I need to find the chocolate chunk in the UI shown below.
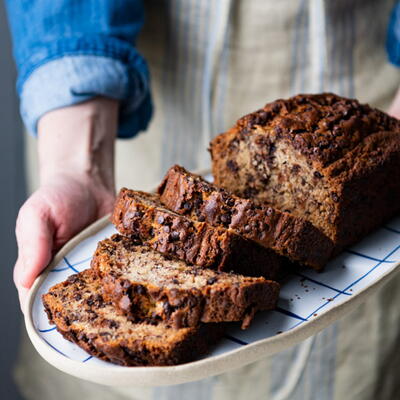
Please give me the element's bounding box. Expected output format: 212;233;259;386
220;214;230;224
67;274;79;283
86;296;95;306
136;285;146;295
73;293;82;301
226;198;235;207
331;192;339;202
170;231;180;241
183;202;192;210
109;320;119;329
163;302;173;316
227;160;239;173
314;171;323;179
291;164;301;174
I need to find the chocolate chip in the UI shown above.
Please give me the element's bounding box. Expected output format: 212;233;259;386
134;211;143;218
86;297;95;306
67;274;79;283
226;198;235;207
94;294;104;306
157;215;165;224
333;125;341;136
244;225;251;233
331;192;339;202
122;279;131;289
291;164;301;174
220;214;230;224
109;320;119;329
207;277;217;285
272;104;280;113
314;171;323;179
266;207;274;216
163;225;171;233
73;293;82;301
163;302;173;316
197;215;205;222
136;285;146;295
170;231;180;241
260;176;270;185
183;202;192;210
227;160;239;173
172;278;179;284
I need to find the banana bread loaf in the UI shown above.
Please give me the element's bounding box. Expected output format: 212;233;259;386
112;189;285;280
210;93;400;251
158;165;333;270
92;235;280;329
42;269;225;366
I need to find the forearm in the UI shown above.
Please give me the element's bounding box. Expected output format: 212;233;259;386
38;97;118;191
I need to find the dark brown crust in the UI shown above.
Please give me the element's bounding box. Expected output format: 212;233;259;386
210;93;400;250
42;270;225;366
92;235;280;329
158;165;333;270
234;93;400;168
325;130;400;250
111;189;285;280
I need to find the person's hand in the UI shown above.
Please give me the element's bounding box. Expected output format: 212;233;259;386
388;87;400;119
14;98;118;312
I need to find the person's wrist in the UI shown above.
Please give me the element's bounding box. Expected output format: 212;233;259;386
37;97;118;189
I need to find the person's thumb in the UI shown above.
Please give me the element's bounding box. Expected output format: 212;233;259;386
15;198;54;289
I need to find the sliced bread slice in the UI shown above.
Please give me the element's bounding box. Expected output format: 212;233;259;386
42;269;224;366
112;189;285;280
158;165;333;270
91;235;280;329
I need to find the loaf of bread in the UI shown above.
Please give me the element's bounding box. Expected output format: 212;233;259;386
112;189;285;280
158;165;333;270
210;93;400;250
42;269;225;366
92;235;280;329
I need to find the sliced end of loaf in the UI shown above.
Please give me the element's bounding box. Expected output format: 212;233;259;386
92;235;280;329
42;269;224;366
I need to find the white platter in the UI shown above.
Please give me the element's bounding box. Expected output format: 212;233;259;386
25;214;400;386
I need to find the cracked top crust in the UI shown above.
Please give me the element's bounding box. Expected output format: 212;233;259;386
236;93;400;168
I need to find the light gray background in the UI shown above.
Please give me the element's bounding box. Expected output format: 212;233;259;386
0;1;26;399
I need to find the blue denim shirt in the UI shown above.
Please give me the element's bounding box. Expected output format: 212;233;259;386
5;0;152;137
387;2;400;68
4;1;400;137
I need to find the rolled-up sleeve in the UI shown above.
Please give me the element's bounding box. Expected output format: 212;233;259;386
387;3;400;68
5;0;152;138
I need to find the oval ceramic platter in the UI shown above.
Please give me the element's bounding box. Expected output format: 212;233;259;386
25;214;400;386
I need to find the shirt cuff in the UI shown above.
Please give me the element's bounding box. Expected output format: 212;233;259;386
386;3;400;67
20;55;152;138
